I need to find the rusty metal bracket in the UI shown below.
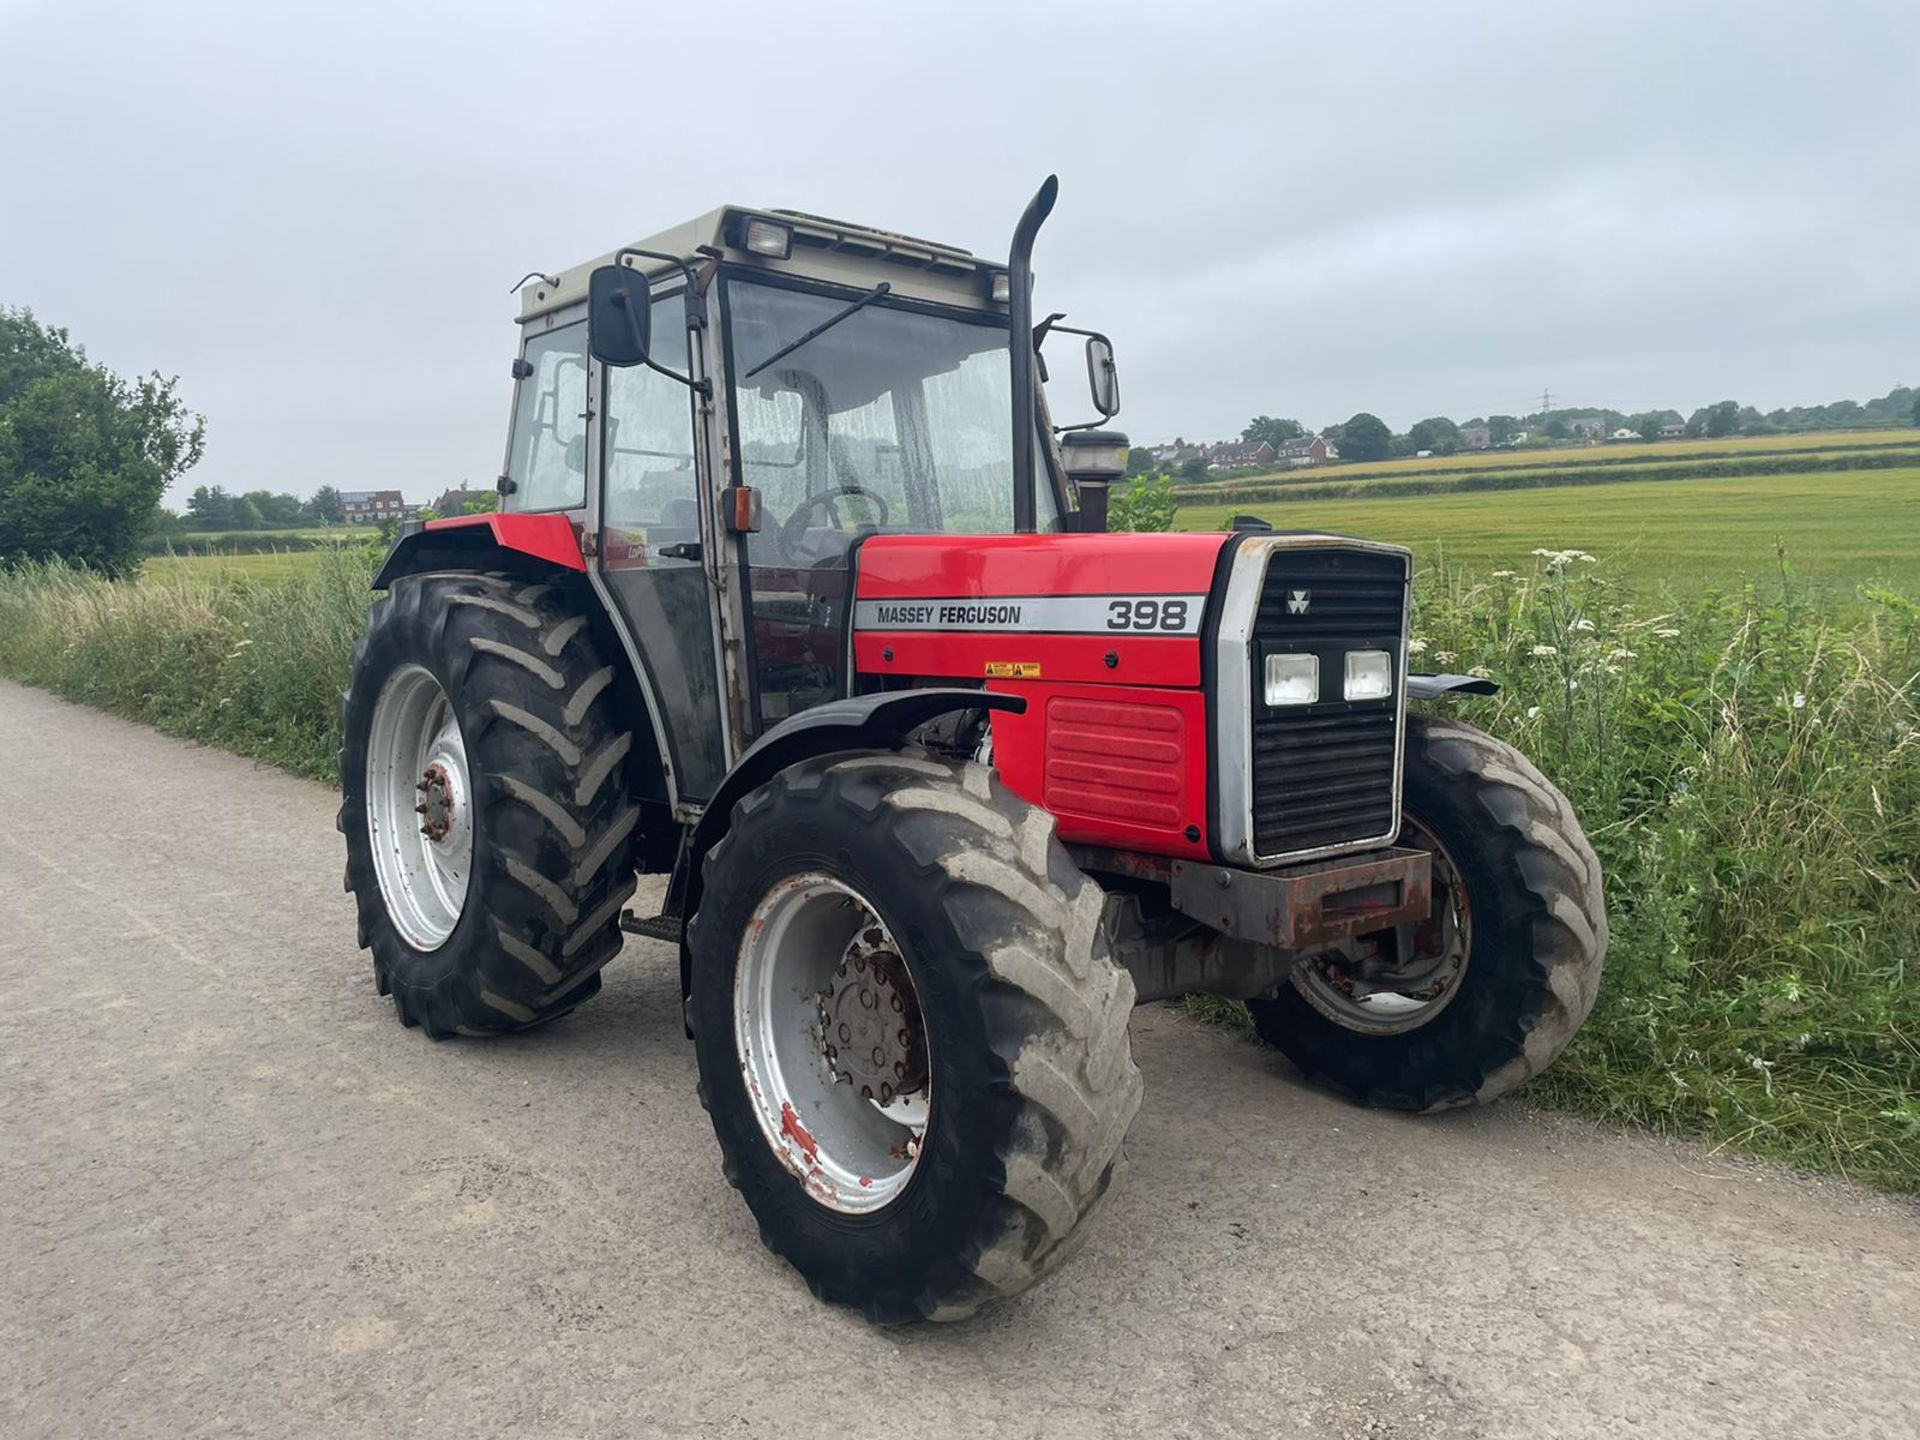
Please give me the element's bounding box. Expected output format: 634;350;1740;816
1164;848;1432;950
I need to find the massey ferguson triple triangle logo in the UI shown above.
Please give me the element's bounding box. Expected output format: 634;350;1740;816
1287;589;1312;615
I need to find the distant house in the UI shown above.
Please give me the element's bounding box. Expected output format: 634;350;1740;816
1149;442;1206;468
1460;424;1492;450
1206;440;1278;472
1609;427;1638;441
1506;429;1531;446
1660;418;1687;438
430;486;489;515
1276;433;1336;466
1568;416;1606;440
341;489;414;524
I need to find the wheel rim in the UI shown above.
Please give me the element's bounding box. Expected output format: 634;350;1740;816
1291;814;1472;1036
735;873;930;1215
365;664;473;951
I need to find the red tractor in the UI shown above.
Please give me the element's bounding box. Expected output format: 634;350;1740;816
341;178;1605;1322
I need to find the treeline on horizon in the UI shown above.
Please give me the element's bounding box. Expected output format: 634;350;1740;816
1139;383;1920;473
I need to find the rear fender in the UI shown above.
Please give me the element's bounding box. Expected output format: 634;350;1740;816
371;513;586;590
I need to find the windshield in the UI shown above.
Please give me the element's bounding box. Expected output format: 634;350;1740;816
725;277;1060;562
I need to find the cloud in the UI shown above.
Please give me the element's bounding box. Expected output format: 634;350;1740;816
2;0;1914;497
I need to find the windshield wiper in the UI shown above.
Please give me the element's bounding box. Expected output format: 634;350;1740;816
745;282;891;380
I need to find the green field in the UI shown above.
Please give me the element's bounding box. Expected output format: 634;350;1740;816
145;550;346;580
1179;466;1920;597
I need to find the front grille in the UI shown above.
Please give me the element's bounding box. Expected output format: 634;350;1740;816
1248;547;1407;859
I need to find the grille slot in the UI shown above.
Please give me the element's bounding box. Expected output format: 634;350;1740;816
1248;548;1407;859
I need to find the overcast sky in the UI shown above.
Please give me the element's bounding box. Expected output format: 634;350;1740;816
3;1;1915;502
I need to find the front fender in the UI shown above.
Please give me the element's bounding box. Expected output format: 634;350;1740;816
1407;673;1499;700
673;689;1026;1012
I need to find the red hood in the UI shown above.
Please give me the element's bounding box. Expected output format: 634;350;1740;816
854;532;1230;599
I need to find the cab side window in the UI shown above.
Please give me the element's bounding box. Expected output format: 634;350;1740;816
505;322;588;512
603;293;697;539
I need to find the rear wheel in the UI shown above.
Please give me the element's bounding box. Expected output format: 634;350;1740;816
339;572;640;1037
689;751;1142;1323
1246;714;1606;1110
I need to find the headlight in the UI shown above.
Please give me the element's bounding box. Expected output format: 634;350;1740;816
1264;653;1319;706
1344;649;1394;701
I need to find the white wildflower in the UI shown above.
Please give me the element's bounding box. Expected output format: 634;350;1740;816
1434;650;1457;663
1526;705;1541;719
1468;665;1493;679
1792;692;1807;709
1531;644;1559;658
1750;1056;1774;1072
1575;552;1598;563
1607;647;1637;661
1653;627;1681;639
1572;618;1596;633
1407;638;1428;655
1491;569;1517;579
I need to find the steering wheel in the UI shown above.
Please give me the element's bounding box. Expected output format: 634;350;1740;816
778;484;890;562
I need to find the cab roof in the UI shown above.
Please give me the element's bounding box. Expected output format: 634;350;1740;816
516;206;1005;324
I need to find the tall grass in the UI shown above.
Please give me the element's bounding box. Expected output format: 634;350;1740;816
0;549;372;778
0;547;1914;1189
1405;548;1919;1189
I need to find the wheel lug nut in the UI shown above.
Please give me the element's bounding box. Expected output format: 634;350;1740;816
838;1023;851;1043
879;1083;894;1103
860;1085;873;1100
897;1029;910;1047
893;1061;906;1078
890;994;903;1013
871;1047;885;1066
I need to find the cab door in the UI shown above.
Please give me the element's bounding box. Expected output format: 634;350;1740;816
590;289;729;808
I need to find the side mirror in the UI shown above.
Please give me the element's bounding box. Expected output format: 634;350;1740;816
1086;335;1120;417
588;264;651;368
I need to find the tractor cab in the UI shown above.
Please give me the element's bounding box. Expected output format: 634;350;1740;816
493;193;1118;811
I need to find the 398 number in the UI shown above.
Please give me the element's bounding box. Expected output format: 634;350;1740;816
1106;599;1189;632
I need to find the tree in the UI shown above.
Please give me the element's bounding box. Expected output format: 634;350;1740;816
1543;417;1570;441
1178;455;1212;486
1700;399;1741;438
1635;414;1662;442
1406;416;1461;455
186;484;236;528
308;484;346;524
1124;446;1155;477
1107;473;1177;532
1910;393;1920;427
1339;412;1392;463
1241;415;1304;449
0;309;204;573
1488;414;1521;444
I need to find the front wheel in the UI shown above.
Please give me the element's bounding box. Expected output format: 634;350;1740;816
1247;715;1607;1111
689;751;1141;1323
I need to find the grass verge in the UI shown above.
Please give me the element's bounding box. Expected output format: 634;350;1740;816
0;547;1914;1191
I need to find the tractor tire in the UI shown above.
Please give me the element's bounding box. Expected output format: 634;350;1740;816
688;750;1142;1324
339;572;639;1038
1247;714;1606;1112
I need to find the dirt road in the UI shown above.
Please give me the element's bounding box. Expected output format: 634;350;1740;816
3;679;1916;1439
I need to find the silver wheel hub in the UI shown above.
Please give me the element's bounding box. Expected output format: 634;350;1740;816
1292;815;1471;1036
366;665;473;951
736;874;930;1214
